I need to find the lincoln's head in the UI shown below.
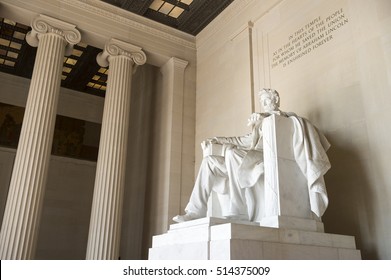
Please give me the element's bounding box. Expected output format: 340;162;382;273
258;88;280;113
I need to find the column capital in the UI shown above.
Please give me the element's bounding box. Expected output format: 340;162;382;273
97;38;147;68
160;57;188;75
26;14;81;56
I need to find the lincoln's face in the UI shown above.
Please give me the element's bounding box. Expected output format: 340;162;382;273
260;94;278;113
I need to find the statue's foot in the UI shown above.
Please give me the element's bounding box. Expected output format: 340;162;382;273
172;211;203;223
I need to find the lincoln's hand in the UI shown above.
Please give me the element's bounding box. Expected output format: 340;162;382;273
247;113;263;127
201;137;218;150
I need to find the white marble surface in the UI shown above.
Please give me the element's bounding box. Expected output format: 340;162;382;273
86;38;146;260
210;223;356;249
175;89;330;230
195;0;391;260
153;217;258;247
0;15;81;259
263;114;312;219
149;242;209;260
149;218;361;260
259;215;324;232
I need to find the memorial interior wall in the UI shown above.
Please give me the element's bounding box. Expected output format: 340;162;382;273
196;0;391;259
1;0;390;260
0;0;198;260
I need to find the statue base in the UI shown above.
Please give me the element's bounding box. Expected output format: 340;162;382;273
259;215;325;232
148;217;361;260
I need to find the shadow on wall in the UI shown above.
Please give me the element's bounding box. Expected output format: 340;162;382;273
322;138;377;259
119;64;158;260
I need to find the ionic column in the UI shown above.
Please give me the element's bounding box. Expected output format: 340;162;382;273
0;15;81;259
86;38;146;260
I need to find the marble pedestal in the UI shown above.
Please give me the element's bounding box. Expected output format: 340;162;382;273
148;217;361;260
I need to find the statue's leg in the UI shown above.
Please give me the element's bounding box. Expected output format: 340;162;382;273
224;148;248;219
173;156;227;222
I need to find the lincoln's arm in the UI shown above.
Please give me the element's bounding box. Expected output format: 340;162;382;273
203;113;270;150
210;134;253;149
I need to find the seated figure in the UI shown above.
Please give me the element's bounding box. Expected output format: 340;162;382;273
173;88;331;224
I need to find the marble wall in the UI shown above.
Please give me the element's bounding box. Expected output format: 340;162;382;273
196;0;391;259
1;0;389;260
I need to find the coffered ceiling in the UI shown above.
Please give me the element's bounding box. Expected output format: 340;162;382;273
0;17;107;97
101;0;234;35
0;1;234;97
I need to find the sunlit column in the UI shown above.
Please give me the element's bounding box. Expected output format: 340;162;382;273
160;57;188;228
0;15;81;259
86;38;146;259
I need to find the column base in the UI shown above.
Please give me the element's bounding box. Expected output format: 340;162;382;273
148;217;361;260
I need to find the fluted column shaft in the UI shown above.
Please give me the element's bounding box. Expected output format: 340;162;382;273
0;15;81;259
86;39;146;260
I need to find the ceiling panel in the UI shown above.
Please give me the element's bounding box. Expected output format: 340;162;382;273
0;1;234;98
101;0;234;35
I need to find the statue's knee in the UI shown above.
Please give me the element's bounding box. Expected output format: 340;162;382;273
204;155;225;170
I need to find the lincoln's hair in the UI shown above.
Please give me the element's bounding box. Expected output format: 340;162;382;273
258;88;280;106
